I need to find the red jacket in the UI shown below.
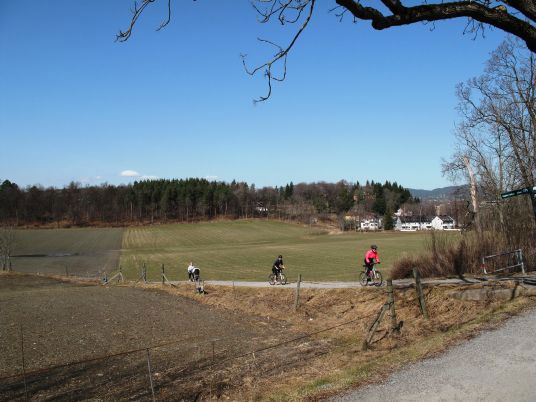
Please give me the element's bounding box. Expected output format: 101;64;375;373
364;249;380;264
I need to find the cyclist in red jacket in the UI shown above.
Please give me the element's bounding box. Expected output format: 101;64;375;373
364;245;380;279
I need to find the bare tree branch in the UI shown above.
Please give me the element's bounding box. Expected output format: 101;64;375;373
335;1;536;52
156;0;173;32
117;0;173;42
242;0;316;102
117;0;536;101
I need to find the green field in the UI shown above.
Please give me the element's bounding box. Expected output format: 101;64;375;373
120;220;429;281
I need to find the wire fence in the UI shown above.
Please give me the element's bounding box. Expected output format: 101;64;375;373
6;250;374;286
0;309;378;401
2;252;386;399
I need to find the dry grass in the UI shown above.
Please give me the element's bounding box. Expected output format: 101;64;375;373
392;228;536;279
135;280;536;401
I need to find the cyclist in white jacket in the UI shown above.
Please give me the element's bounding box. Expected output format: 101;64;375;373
187;262;200;281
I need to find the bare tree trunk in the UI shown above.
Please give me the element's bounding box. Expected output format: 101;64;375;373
530;191;536;224
0;226;16;272
464;156;481;235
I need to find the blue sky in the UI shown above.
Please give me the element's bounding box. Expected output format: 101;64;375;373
0;1;509;190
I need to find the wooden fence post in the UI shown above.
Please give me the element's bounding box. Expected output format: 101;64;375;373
294;274;302;311
386;279;399;333
212;340;216;362
136;263;146;284
362;303;388;351
413;268;429;319
143;263;147;283
20;325;28;400
517;249;525;274
145;349;156;402
161;264;165;285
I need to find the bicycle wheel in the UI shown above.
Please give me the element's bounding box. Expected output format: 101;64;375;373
360;272;368;286
268;273;276;285
373;270;383;286
279;273;287;285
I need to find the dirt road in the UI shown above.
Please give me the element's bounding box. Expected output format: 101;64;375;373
334;309;536;401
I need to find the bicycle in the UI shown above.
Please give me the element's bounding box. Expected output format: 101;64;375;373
268;269;287;285
360;263;383;286
188;268;205;293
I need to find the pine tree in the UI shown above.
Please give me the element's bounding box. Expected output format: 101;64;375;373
383;210;394;230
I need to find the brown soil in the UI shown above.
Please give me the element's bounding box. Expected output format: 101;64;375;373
0;273;326;401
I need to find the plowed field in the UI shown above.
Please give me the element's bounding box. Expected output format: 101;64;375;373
0;274;324;401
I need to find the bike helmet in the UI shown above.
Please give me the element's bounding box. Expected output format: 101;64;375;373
278;255;283;259
371;245;377;250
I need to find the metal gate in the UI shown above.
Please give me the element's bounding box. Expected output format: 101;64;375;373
481;249;525;275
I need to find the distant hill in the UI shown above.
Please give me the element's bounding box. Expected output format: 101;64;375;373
409;185;466;200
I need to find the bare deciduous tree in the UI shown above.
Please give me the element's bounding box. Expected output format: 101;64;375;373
118;1;536;101
443;37;535;225
0;226;16;271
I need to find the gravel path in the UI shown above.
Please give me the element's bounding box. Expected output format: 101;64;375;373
174;278;483;289
334;309;536;402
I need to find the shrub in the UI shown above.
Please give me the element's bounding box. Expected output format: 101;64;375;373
392;223;535;279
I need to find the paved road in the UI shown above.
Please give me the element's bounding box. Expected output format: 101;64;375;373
334;309;536;402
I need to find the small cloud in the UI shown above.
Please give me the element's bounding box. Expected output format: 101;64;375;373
205;175;219;181
120;170;140;177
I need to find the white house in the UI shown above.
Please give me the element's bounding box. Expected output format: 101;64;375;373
395;216;432;231
360;217;382;231
255;202;269;214
431;215;456;230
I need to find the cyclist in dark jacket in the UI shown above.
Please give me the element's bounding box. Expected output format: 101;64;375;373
272;255;285;276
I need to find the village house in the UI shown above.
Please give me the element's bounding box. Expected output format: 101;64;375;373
431;215;456;230
254;202;269;215
394;215;432;231
360;217;382;231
